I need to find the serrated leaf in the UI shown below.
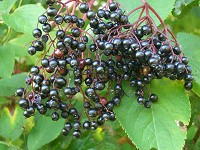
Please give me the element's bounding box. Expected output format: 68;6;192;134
0;46;15;78
117;0;176;25
114;78;190;150
0;0;17;15
2;4;45;35
27;116;65;150
177;33;200;96
0;73;27;97
0;105;25;141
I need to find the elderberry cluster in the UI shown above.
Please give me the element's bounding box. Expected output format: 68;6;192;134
16;0;194;139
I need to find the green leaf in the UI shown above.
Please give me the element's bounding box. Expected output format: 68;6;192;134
2;4;45;35
115;78;190;150
166;7;200;36
0;141;22;150
186;124;197;141
42;135;73;150
117;0;176;25
189;91;200;127
0;0;17;15
4;34;38;65
27;116;65;150
0;24;8;42
0;73;27;97
173;0;198;16
177;33;200;96
193;82;200;97
0;97;12;105
0;45;15;78
6;34;34;57
0;105;25;141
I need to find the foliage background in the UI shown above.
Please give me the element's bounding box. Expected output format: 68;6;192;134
0;0;200;149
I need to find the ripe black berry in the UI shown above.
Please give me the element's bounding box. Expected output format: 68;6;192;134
73;130;81;139
42;23;51;32
79;3;89;13
62;129;69;136
55;15;63;25
149;94;158;102
83;121;90;130
86;10;96;20
46;0;55;6
144;101;152;108
97;9;105;18
51;112;59;121
33;41;43;51
30;66;40;75
19;98;29;109
71;15;78;23
63;14;72;23
90;121;98;130
28;46;36;55
137;96;145;105
47;7;57;17
38;15;47;24
184;82;193;91
32;28;42;38
109;2;118;11
76;18;85;28
71;28;81;37
141;25;151;35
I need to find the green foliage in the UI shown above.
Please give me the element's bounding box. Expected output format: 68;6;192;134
43;121;136;150
193;82;200;97
0;142;21;150
4;34;38;65
0;73;27;97
0;0;17;15
167;6;200;37
6;34;34;57
27;116;65;150
115;79;190;150
117;0;176;25
0;105;25;141
173;0;199;16
2;4;45;35
174;0;194;15
177;33;200;95
0;46;15;78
